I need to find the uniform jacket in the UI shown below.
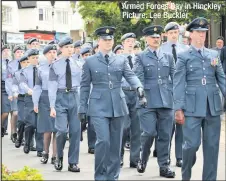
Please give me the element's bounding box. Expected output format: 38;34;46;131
78;51;142;117
173;46;226;117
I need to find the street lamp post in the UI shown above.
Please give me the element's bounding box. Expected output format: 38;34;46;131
50;1;56;41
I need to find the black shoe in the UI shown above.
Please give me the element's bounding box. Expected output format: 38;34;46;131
137;160;146;173
160;166;175;178
120;158;124;167
15;140;22;148
68;164;80;172
30;146;36;151
88;148;94;154
37;151;42;157
54;157;63;171
153;149;157;157
130;162;137;168
23;145;30;154
176;159;182;167
1;127;5;137
51;157;56;165
40;152;49;164
11;133;17;143
125;142;130;149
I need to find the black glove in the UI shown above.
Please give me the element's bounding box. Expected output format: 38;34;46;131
78;113;86;123
137;87;145;98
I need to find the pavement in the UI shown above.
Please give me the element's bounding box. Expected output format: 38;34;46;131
1;117;225;180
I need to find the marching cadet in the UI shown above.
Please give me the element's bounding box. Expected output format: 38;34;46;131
13;54;29;148
72;40;82;60
32;45;58;164
20;49;43;157
1;45;11;137
133;41;142;54
48;37;81;172
92;41;99;55
120;33;141;168
174;17;226;181
113;44;124;54
27;38;40;50
134;25;175;178
80;47;92;59
6;45;25;143
161;22;189;167
78;26;146;180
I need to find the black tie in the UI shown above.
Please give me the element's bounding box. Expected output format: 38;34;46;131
172;44;177;63
66;59;72;91
18;61;21;70
153;51;158;59
105;54;109;64
33;67;36;87
128;55;133;69
6;59;9;66
198;50;202;57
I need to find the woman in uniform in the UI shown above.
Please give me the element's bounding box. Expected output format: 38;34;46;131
33;44;57;164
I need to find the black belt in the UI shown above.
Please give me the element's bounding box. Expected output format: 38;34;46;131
122;87;136;91
25;94;32;97
18;94;25;97
57;88;78;92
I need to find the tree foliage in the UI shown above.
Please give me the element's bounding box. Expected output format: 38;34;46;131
76;1;226;44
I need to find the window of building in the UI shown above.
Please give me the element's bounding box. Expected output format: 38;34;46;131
39;8;52;22
56;10;68;24
2;6;12;24
39;8;43;21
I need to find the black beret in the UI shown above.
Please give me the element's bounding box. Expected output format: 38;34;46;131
58;37;73;47
121;33;136;41
95;26;116;40
27;38;39;44
186;17;209;32
74;40;82;48
43;45;57;54
217;36;224;41
113;45;123;53
142;25;163;37
80;47;92;55
164;22;180;32
2;44;10;52
13;45;24;53
19;54;28;62
26;49;39;57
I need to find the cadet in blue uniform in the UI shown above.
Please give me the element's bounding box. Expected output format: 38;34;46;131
48;37;81;172
78;26;146;180
1;45;11;137
6;45;25;143
120;33;141;168
20;49;43;157
33;45;58;164
174;17;226;181
113;44;124;54
72;40;82;60
161;22;189;167
27;38;40;50
134;25;175;178
13;54;29;148
80;46;97;154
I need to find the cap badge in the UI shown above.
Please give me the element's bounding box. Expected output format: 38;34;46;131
154;27;157;31
106;29;110;33
199;20;204;25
